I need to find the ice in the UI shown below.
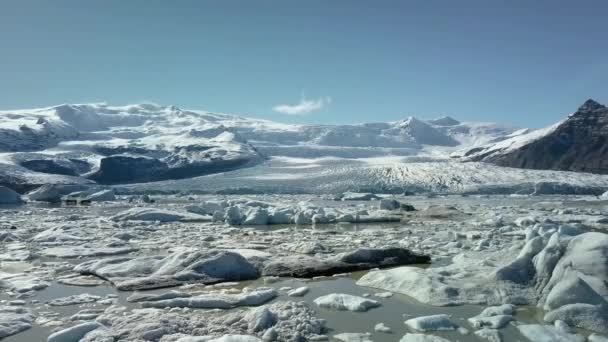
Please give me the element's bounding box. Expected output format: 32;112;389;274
262;247;429;278
399;333;452;342
244;306;276;332
140;288;278;309
47;321;101;342
111;207;209;222
3;191;608;340
64;189;116;202
287;286;309;297
468;304;514;329
404;314;458;332
333;332;373;341
340;192;381;201
127;290;191;303
374;322;392;333
473;328;502;342
0;272;49;293
89;301;325;341
516;324;584;342
41;242;136;258
544;303;608;334
314;293;381;312
57;275;106;287
467;314;513;329
0;306;34;339
0;186;22;204
359;228;608;333
206;336;262;342
48;293;101;306
543;274;606;311
74;250;260;290
27;184;89;202
0;243;31;261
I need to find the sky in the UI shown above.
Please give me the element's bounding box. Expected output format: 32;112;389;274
0;0;607;128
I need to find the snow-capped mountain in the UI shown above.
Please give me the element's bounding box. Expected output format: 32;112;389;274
1;101;606;195
463;99;608;174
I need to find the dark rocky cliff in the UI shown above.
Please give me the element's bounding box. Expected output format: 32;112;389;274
484;99;608;174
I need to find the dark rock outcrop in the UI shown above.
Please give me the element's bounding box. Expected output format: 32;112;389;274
89;156;169;184
89;154;259;184
481;99;608;174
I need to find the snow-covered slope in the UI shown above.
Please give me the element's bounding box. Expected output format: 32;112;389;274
458;121;563;161
2;102;604;195
0;104;264;187
0;102;520;189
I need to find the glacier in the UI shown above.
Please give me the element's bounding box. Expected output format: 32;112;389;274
0;102;607;196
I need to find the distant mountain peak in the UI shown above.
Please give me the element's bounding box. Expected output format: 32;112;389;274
428;116;460;126
467;98;608;174
578;99;605;112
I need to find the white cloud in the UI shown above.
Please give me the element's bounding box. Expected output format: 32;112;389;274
273;96;331;115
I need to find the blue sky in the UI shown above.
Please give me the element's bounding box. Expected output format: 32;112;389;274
1;1;606;127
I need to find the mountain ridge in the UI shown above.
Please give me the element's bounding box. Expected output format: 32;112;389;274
465;99;608;174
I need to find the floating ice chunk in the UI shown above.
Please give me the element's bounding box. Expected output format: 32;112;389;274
468;315;513;329
356;266;468;306
340;192;380;201
41;243;136;258
57;274;105;286
112;207;207;222
27;184;88;203
74;250;259;290
287;287;309;297
374;322;392;333
0;244;31;261
404;314;458;332
268;207;293;224
243;207;269;225
225;206;245;225
47;322;102;342
313;293;380;312
516;324;584;342
468;304;515;329
284;241;331;255
141;288;278;309
514;217;537;227
474;328;502;342
127;290;191;303
32;226;90;242
544;303;608;334
334;332;373;342
244;306;277;332
208;336;262;342
398;333;452;342
0;306;34;339
0;272;49;293
186;200;228;215
48;294;101;306
543;274;606;311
